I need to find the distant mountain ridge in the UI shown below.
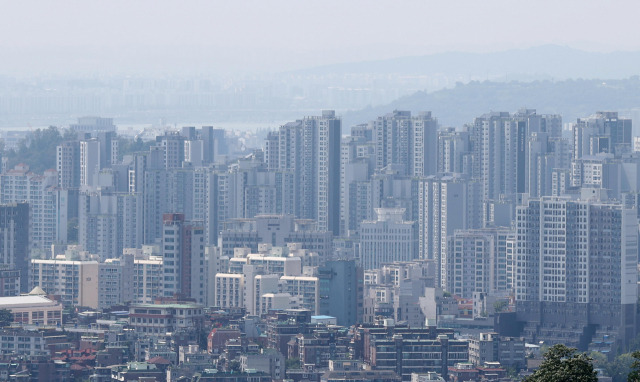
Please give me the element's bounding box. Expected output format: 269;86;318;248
291;45;640;81
342;77;640;129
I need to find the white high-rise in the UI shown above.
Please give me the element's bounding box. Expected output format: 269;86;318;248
572;111;632;159
372;110;438;177
437;128;471;174
515;196;637;349
446;227;513;297
80;139;100;189
470;109;562;201
418;173;482;287
267;110;341;234
359;208;417;270
0;165;64;256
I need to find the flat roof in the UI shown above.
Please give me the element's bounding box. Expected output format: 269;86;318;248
131;303;203;309
0;295;58;308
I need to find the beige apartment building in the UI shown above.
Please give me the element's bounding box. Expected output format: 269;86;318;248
0;288;63;326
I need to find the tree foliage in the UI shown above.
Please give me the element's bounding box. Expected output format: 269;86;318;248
604;353;635;382
2;127;154;175
285;357;301;370
524;344;597;382
0;309;13;327
493;300;508;313
117;136;155;161
3;126;76;174
590;351;640;382
197;326;209;351
228;360;241;373
628;351;640;382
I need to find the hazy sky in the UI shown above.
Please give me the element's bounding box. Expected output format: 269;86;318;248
2;0;640;75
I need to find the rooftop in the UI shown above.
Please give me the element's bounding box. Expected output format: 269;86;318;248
0;295;58;308
131;303;203;309
28;286;46;295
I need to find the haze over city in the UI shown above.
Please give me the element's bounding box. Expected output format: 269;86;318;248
2;0;640;75
0;2;639;382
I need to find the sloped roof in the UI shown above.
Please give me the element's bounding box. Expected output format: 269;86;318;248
28;286;47;295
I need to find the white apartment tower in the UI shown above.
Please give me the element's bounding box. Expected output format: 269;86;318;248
515;196;637;349
573;111;632;159
470;110;562;201
266;110;341;234
80;139;100;189
359;208;417;270
340;136;374;235
418;173;482;287
446;227;513;298
133;255;163;304
372;110;439;177
437;128;471;174
214;273;244;309
0;165;65;256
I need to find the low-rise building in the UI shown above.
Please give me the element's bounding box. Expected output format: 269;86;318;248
239;349;284;380
128;302;204;337
410;372;445;382
468;332;525;369
447;363;478;382
193;369;271;382
208;328;241;355
0;291;62;327
321;369;402;382
110;362;166;382
0;329;68;357
355;324;468;381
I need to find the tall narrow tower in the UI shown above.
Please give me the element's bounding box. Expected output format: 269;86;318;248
161;213;206;304
272;110;341;234
0;203;29;292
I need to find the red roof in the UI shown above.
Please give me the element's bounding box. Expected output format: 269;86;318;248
148;356;171;365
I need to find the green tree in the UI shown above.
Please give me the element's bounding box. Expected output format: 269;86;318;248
494;300;508;313
627;332;640;352
589;350;607;368
604;353;634;382
285;357;301;370
628;351;640;381
4;126;67;173
524;344;597;382
197;326;209;351
118;136;155;160
228;360;241;373
0;309;13;327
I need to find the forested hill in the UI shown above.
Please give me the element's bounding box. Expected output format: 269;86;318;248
342;77;640;129
292;46;640;80
1;127;154;174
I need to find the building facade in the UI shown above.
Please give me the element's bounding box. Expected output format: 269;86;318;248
360;208;417;270
515;196;638;350
0;203;29;292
